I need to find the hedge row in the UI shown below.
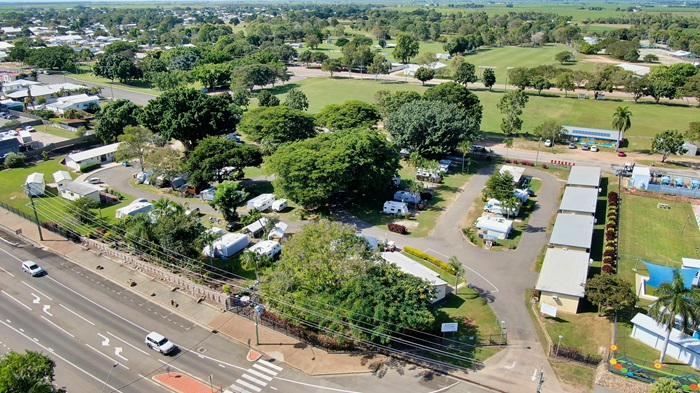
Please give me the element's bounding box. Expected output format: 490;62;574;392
504;159;547;169
403;246;456;275
603;192;620;274
80;162;101;173
387;222;406;234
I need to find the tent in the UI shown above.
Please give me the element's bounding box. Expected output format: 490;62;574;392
662;176;671;186
643;262;698;289
631;166;650;189
675;178;685;187
692;179;700;190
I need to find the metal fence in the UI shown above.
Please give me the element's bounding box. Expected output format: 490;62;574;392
0;201;38;225
549;343;602;367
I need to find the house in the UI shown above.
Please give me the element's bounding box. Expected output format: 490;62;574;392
630;312;700;369
59;119;88;129
404;62;447;76
562;126;622;148
44;94;100;115
64;143;120;171
115;200;153;219
559;187;599;216
630;166;651;189
380;252;448;303
535;248;590;314
59;181;102;203
24;172;45;196
248;240;281;259
0;41;14;51
499;165;525;185
0;71;21;84
549;214;595;251
7;83;88;104
475;216;513;240
566;166;601;189
52;170;72;187
0;137;21;157
2;80;42;95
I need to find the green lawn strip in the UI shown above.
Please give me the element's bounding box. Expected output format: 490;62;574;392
618;193;700;285
400;251;463;287
0;158;68;213
38;125;78;139
207;253;257;281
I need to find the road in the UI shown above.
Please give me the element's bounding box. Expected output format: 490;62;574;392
37;73;156;105
0;237;491;393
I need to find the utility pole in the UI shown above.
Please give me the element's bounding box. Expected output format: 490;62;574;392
536;363;545;393
25;185;44;241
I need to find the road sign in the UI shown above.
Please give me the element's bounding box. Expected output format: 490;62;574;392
540;302;558;318
441;322;458;333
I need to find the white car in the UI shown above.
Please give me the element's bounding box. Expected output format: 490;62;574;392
22;260;44;276
85;177;101;184
590;145;599;152
544;139;552;147
145;332;176;355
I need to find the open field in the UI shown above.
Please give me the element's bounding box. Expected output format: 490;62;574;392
275;76;699;151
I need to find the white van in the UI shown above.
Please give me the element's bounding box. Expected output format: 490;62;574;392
271;199;288;212
383;201;409;215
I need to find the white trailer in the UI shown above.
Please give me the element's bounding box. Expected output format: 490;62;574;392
115;201;153;219
246;193;275;211
200;187;217;201
393;190;421;205
249;240;281;258
203;233;250;259
483;198;520;217
271;199;288;212
383;201;409;215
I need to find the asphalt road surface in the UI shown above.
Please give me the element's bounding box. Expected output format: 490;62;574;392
37;73;156;106
0;237;491;393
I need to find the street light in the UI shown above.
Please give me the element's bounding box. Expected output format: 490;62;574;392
100;362;119;393
556;335;564;357
535;138;542;166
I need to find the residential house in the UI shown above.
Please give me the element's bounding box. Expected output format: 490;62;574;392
7;83;88;105
44;94;100;115
380;252;448;303
52;170;72;187
24;172;45;196
549;213;595;252
59;181;102;203
64;143;120;171
535;248;590;314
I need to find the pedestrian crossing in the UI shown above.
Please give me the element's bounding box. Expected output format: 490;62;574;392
225;359;283;393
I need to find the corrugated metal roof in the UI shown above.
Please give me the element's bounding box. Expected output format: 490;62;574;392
567;166;601;188
550;214;595;249
535;248;589;297
559;187;598;214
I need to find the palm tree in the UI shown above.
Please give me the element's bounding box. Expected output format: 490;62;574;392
612;106;632;152
448;256;465;294
457;140;473;173
650;270;700;363
152;198;184;218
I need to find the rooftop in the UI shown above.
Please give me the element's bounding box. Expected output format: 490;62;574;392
67;143;120;163
52;170;72;183
7;83;88;99
380;252;448;287
535;248;590;298
563;126;621;141
550;214;595;249
61;181;102;195
25;172;44;184
566;166;601;188
559;187;599;215
499;165;525;184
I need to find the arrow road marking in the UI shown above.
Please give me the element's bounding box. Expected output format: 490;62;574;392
531;368;538;381
97;333;110;347
114;347;128;361
22;282;52;300
42;305;52;316
505;361;516;369
31;293;40;304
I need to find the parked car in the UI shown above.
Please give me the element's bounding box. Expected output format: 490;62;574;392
590;145;599;152
226;222;243;232
24;126;35;132
85;177;101;184
145;332;176;355
22;260;44;276
581;143;590;151
617;151;627;157
568;142;577;149
544;139;552;147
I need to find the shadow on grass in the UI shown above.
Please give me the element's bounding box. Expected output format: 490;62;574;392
241;179;274;196
268;83;302;95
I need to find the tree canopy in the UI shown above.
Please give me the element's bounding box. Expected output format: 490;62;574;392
268;129;399;210
94;99;142;144
393;34;420;63
315;100;381;131
0;350;65;393
385;100;478;158
374;90;422;119
585;274;638;316
497;89;529;137
238;106;316;154
183;136;262;189
209;181;249;223
283;89;310;111
139;89;242;150
454;62;477;87
423;81;483;129
652;129;687;163
116;125;153;171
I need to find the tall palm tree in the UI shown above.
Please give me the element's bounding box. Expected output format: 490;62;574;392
650;270;700;363
611;106;632;152
457;140;473;173
448;256;465;294
152;198;184;218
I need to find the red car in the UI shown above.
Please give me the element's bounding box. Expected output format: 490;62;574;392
617;151;627;157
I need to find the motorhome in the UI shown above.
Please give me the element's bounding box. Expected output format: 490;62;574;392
383;201;409;215
248;240;282;259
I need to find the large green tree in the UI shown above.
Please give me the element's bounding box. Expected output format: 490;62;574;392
374;90;422;119
423;81;483;129
0;350;65;393
116;125;153;171
209;181;249;223
533;120;565;144
315;100;381;131
393;34;420;64
611;106;632;151
24;46;74;70
93;53;142;83
94;99;142;144
238;106;316;154
482;68;496;90
497;89;529;137
385;100;478;158
414;67;435;86
650;270;700;363
483;170;515;202
454;62;477;87
652;130;687;163
268;129;399;210
183;136;263;189
584;274;638;316
140;89;242;150
283;89;310;111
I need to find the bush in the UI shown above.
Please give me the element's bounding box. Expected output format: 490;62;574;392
605;231;616;241
603;249;617;258
602;264;615;274
4;152;25;168
542;164;548;169
505;159;511;163
240;208;262;225
603;256;614;265
513;160;518;164
80;162;101;173
221;284;231;293
41;151;49;161
404;245;456;274
387;222;406;234
29;109;57;119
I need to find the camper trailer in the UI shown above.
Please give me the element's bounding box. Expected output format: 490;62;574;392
115;200;154;219
484;199;520;217
203;233;250;259
200;187;217;201
271;199;288;212
383;201;409;215
393;190;421;205
249;240;282;259
246;194;275;212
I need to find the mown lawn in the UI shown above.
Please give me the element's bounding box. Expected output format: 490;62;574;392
38;125;79;140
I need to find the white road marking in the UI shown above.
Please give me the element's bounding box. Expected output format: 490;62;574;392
252;363;278;376
48;277;148;332
505;361;516;369
40;315;75;338
1;290;32;311
22;282;52;301
219;363;225;368
58;304;95;326
31;293;41;304
188;351;247;371
426;248;500;293
274;378;362;393
157;359;212;385
531;368;538;381
42;305;52;316
114;347;128;361
98;333;110;346
270;387;277;391
106;332;149;355
235;379;262;392
242;373;267;386
85;343;130;370
0;265;15;277
246;369;273;381
428;382;460;393
0;320;122;392
0;246;22;262
259;359;283;371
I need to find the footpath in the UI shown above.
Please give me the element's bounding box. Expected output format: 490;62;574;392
0;207;511;392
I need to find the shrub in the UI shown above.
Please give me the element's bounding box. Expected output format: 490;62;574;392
404;245;456;274
602;264;615;274
388;222;406;234
221;284;231;293
605;231;616;241
80;162;101;173
603;249;617;258
505;159;511;163
606;240;616;249
41;151;49;161
542;164;548;169
4;152;26;168
603;256;614;265
513;160;518;164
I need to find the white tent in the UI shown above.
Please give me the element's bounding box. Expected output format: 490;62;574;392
631;166;651;189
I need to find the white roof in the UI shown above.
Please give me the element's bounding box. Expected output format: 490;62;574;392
67;143;120;163
25;172;44;184
247;193;275;204
3;80;41;88
61;181;102;195
117;201;153;215
550;214;595;249
535;248;590;297
217;233;249;247
267;221;288;239
559;187;598;214
499;165;525;184
8;83;87;99
0;41;14;50
380;252;448;287
682;258;700;269
243;217;268;234
632;165;651;177
52;170;72;183
205;227;226;238
249;240;280;255
617;63;650;75
631;313;700;353
406;62;447;71
567;166;601;188
475;216;513;233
